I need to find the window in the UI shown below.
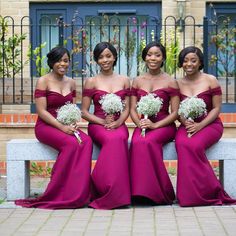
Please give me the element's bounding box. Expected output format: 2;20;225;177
30;2;161;77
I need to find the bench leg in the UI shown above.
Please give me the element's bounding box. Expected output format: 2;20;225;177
7;160;30;200
223;160;236;199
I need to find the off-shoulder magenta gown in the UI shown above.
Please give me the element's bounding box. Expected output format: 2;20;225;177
15;89;92;209
130;87;179;204
83;89;131;209
175;87;236;206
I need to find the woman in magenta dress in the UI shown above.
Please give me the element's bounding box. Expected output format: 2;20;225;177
129;42;180;205
175;46;236;206
15;46;92;209
82;42;131;209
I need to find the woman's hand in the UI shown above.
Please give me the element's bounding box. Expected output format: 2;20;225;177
60;124;76;135
139;118;156;130
179;116;188;126
104;119;122;130
74;121;80;130
185;120;203;137
104;114;115;124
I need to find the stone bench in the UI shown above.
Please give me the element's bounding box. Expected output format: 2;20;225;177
6;138;236;200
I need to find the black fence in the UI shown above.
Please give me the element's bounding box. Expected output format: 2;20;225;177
0;14;235;104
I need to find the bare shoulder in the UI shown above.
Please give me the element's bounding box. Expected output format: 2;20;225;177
161;73;179;89
132;75;144;88
68;77;76;90
83;77;96;89
168;78;179;89
115;74;130;88
35;75;48;90
117;74;129;82
203;73;220;88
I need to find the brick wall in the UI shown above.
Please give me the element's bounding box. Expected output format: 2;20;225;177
1;113;236;175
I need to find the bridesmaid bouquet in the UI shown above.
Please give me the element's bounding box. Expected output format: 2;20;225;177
178;96;207;137
56;102;82;143
137;93;163;137
99;93;125;115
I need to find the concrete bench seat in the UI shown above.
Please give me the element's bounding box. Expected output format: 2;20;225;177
6;138;236;200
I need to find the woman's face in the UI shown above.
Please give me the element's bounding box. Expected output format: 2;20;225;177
97;48;116;71
182;52;201;75
53;53;70;76
145;46;163;70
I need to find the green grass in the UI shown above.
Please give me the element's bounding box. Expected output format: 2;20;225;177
0;198;5;204
168;167;177;176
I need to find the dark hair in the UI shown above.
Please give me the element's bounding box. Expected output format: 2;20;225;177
93;42;118;67
178;46;204;70
142;41;166;67
47;46;70;69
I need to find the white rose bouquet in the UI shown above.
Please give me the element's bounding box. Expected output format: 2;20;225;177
178;96;207;137
99;93;125;115
56;102;82;143
137;93;163;137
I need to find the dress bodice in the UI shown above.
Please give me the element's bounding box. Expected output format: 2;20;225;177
131;87;179;122
83;88;130;119
180;86;222;122
35;89;76;117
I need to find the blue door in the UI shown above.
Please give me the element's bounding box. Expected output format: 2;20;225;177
30;2;161;78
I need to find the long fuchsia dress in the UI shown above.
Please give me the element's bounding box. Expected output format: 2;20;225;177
175;87;236;206
83;89;131;209
15;89;92;209
130;87;178;204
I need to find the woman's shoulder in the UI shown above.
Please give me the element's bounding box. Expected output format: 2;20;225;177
68;77;76;90
131;75;144;89
116;73;129;82
161;73;179;89
202;73;220;88
35;75;49;90
83;77;96;89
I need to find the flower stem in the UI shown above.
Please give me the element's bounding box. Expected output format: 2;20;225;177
141;114;148;137
74;131;82;144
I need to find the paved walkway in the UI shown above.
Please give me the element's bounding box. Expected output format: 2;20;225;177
1;176;236;236
0;203;236;236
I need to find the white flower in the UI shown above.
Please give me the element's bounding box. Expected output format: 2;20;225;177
137;93;163;117
178;96;207;120
136;93;163;137
56;102;82;143
99;93;124;115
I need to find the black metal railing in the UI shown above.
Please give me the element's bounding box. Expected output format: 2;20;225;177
0;14;235;104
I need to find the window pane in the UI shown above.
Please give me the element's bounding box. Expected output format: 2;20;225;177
40;15;60;67
85;15;150;78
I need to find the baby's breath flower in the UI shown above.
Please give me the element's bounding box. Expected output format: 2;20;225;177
137;93;163;137
137;93;163;117
178;96;207;120
57;102;81;125
99;93;124;115
56;102;82;143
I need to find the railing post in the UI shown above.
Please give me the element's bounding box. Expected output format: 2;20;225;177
203;16;208;73
58;16;64;47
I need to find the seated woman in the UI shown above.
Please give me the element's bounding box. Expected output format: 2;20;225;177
175;46;236;206
15;46;92;209
129;41;180;205
81;42;131;209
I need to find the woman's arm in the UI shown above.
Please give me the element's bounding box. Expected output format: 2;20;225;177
130;79;141;127
186;76;222;135
71;79;77;104
81;78;106;125
36;77;76;135
152;95;179;129
140;79;180;130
